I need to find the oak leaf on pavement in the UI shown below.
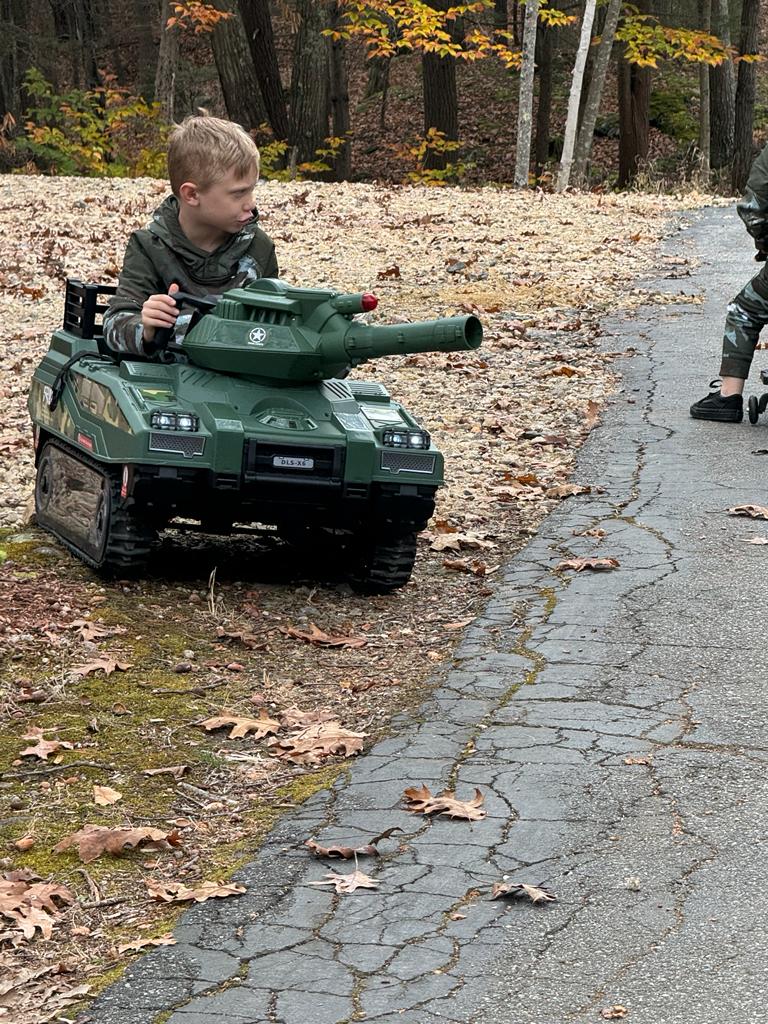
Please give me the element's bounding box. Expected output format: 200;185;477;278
403;784;486;821
727;504;768;520
556;557;619;572
490;881;557;903
308;869;379;894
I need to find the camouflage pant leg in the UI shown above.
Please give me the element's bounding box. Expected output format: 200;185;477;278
719;262;768;379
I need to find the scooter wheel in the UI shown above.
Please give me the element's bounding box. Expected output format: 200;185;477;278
749;395;759;424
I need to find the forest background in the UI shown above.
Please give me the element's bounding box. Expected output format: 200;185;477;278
0;0;765;195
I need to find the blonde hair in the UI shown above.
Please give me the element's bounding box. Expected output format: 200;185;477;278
167;115;260;195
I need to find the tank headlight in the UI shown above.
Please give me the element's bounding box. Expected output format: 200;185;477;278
151;411;199;431
383;428;430;449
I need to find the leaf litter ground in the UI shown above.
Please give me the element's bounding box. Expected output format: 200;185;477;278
0;175;714;1021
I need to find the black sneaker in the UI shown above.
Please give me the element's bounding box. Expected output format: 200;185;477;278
690;381;743;422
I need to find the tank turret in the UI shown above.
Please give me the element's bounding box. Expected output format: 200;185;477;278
179;278;482;383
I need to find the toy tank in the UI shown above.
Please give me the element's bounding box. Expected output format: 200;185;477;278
28;278;482;593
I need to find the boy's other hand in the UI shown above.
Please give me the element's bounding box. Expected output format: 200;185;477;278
142;283;180;342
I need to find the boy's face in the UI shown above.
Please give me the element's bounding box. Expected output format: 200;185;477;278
182;168;259;235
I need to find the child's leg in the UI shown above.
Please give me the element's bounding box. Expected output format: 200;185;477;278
719;266;768;387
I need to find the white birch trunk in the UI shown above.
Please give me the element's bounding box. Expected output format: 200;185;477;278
514;0;540;189
556;0;597;192
571;0;622;186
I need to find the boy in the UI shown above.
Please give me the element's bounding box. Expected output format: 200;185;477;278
690;143;768;423
103;115;278;357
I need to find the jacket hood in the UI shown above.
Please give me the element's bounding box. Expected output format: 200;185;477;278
147;195;262;286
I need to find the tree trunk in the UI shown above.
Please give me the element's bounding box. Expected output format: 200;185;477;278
698;0;711;172
617;52;650;187
238;0;289;141
0;0;28;120
421;1;458;171
210;1;267;130
48;0;100;90
534;15;553;176
155;0;179;122
557;0;597;191
572;0;622;186
494;0;507;41
327;1;351;180
732;0;760;193
709;0;734;170
514;0;539;188
289;0;330;168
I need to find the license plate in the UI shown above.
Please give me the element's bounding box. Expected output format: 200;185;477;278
273;455;314;470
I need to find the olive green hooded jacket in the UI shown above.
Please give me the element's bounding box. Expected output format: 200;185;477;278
737;143;768;247
103;195;278;357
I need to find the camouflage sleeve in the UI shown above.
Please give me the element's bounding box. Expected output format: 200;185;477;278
737;142;768;242
103;234;164;357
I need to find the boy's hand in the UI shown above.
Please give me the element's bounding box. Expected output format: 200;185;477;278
142;283;180;342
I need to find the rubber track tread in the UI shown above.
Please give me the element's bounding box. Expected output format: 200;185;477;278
36;439;155;574
351;532;417;594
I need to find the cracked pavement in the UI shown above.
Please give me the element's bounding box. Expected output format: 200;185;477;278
81;208;768;1024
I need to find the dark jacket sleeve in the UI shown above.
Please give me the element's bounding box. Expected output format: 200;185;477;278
737;143;768;243
263;240;279;278
103;233;164;357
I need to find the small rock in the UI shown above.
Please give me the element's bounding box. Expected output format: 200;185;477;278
182;649;195;660
173;662;193;674
188;593;202;605
9;796;25;810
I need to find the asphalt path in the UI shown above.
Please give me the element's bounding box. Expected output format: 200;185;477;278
80;205;768;1024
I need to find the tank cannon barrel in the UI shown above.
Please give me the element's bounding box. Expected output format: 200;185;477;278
179;279;484;384
342;315;482;365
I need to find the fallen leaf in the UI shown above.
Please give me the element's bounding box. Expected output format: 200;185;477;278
403;784;486;821
144;879;246;903
305;839;380;859
556;557;620;572
280;622;367;648
280;706;338;728
429;533;462;551
14;836;35;852
308;869;379;893
742;536;768;544
270;721;367;764
70;655;131;678
442;617;476;630
69;619;121;642
546;483;591;499
623;756;651;765
585;399;601;430
726;504;768;520
53;825;181;863
443;557;497;576
18;729;73;761
601;1007;629;1020
199;710;280;740
490;881;557;903
377;264;401;279
549;364;578;376
118;933;177;954
93;785;122;806
0;873;74;942
142;765;189;780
